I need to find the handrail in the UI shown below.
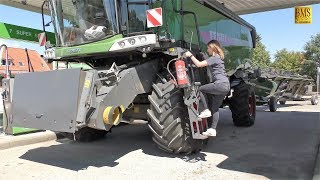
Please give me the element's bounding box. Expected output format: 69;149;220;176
0;44;9;79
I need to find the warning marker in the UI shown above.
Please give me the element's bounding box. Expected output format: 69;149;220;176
38;32;46;47
146;8;163;28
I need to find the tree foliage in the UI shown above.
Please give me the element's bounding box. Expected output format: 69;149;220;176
300;60;317;80
304;33;320;63
301;33;320;80
272;49;304;73
252;34;271;68
251;33;319;80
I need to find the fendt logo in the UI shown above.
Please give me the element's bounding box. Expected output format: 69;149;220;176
67;48;81;54
295;6;312;24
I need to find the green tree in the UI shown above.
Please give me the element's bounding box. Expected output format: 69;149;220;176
300;33;320;80
304;33;320;63
300;60;317;79
252;34;271;68
272;49;304;73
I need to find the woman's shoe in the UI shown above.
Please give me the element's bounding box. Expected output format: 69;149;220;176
202;128;216;137
198;109;212;118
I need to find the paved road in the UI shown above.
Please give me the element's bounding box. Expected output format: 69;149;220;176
0;101;319;180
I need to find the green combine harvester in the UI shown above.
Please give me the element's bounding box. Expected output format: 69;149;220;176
253;68;318;112
2;0;260;154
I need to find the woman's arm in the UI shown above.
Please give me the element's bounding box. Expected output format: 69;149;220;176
190;56;208;67
185;51;208;68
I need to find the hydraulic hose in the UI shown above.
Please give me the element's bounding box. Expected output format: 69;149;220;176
166;58;178;85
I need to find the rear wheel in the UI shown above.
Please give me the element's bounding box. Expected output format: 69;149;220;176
268;96;278;112
63;127;108;142
147;77;203;154
279;100;286;105
229;83;256;127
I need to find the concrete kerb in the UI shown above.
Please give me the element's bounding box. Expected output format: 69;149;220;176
0;131;62;150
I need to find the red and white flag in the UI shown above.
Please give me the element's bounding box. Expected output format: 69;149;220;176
146;8;163;28
38;32;46;47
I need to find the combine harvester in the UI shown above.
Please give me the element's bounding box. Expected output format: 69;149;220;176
253;68;318;112
2;0;260;153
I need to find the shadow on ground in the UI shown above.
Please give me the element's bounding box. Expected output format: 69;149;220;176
203;109;320;179
20;107;320;179
20;124;207;171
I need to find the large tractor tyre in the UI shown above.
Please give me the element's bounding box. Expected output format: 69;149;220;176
268;96;278;112
63;127;108;142
311;95;319;105
229;83;256;127
147;79;203;154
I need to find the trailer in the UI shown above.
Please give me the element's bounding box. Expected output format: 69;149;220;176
253;68;318;112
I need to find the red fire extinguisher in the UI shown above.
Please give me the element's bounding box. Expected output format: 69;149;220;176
175;59;189;88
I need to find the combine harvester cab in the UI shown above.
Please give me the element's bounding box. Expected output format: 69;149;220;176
3;0;260;154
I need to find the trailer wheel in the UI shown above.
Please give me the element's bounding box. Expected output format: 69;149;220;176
268;96;278;112
279;100;286;105
229;83;256;127
311;95;318;105
147;79;203;154
63;127;108;142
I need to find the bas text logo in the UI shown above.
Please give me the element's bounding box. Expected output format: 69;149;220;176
295;6;312;24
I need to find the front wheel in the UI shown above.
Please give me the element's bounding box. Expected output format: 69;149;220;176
147;78;204;154
229;83;256;127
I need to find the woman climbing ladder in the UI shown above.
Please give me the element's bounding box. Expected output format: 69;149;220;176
184;40;230;137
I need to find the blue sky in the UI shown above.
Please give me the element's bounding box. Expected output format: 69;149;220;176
0;5;52;54
0;4;319;60
241;4;320;60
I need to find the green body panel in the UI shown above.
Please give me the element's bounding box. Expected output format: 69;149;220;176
13;127;39;135
55;34;123;58
156;1;183;43
0;22;55;44
158;1;253;73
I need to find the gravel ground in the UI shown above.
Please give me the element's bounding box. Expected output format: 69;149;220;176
0;100;319;180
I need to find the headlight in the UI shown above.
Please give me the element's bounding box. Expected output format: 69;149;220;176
44;49;55;59
119;41;125;48
129;39;136;45
139;36;147;43
109;34;157;52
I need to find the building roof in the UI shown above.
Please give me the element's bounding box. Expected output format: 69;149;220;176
0;47;51;74
1;0;319;15
216;0;320;15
